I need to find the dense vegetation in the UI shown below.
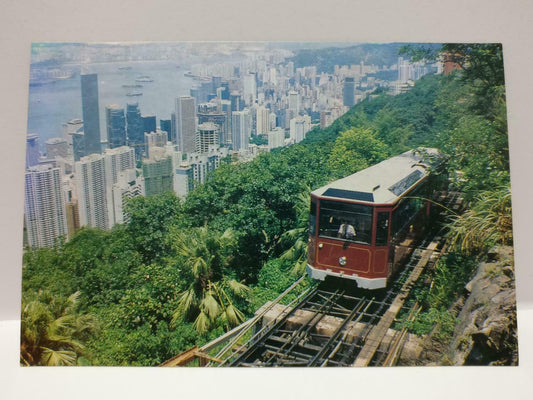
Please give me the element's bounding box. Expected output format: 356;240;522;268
20;44;512;366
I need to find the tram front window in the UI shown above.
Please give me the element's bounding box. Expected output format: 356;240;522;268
318;200;373;245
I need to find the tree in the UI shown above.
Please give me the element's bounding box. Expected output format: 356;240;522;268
169;226;250;334
328;127;389;178
20;291;97;366
125;191;182;264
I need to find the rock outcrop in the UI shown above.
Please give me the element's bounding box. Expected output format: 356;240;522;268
448;246;518;365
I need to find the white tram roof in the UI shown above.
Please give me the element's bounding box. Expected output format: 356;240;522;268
312;148;442;205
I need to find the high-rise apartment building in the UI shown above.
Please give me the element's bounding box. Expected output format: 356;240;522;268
75;153;110;230
289;115;311;144
145;129;168;158
75;146;136;230
24;164;68;248
142;147;173;196
175;96;197;154
104;146;136;187
196;122;219;153
231;109;252;151
256;106;270;135
398;57;411;83
80;74;101;155
288;91;300;114
267;127;285;150
112;169;144;225
106;104;126;149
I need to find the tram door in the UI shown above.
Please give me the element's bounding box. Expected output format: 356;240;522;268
373;210;391;276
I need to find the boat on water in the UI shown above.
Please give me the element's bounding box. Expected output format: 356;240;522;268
118;66;132;70
126;92;143;97
135;75;153;82
184;71;195;78
122;84;143;88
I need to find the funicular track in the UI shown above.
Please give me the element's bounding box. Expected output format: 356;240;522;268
161;190;463;368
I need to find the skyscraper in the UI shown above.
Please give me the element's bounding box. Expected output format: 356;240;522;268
142;114;157;136
231;109;252;151
343;77;356;107
288;91;300;114
81;74;101;155
243;73;257;105
126;102;144;159
160;119;172;142
106;104;126;149
24;164;68;248
175;96;196;154
26;134;40;168
63;118;85;161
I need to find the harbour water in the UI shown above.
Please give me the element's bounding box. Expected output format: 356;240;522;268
27;61;195;149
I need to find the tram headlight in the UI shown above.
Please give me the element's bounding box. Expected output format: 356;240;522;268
339;256;347;266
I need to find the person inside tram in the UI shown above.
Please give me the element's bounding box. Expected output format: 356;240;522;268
337;220;356;240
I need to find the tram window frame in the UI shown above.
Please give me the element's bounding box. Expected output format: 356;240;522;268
375;211;390;246
318;199;373;245
309;198;317;237
391;185;426;238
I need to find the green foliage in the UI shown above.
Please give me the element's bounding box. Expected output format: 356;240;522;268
328;127;389;178
251;259;313;311
21;43;513;365
401;308;457;342
401;254;477;343
250;134;268;146
441;43;505;117
125;191;182;264
20;291;98;366
168;226;250;334
447;186;513;254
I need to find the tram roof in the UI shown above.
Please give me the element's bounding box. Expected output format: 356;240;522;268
312;148;442;205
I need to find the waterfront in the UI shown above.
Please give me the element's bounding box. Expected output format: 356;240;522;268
27;60;194;149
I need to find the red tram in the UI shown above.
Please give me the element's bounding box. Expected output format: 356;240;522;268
306;148;447;289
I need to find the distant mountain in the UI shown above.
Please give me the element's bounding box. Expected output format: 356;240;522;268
289;42;441;73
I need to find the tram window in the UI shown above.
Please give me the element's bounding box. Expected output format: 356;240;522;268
376;212;390;246
392;187;425;237
309;199;317;237
318;200;373;245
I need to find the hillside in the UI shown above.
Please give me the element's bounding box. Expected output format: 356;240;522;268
20;44;515;366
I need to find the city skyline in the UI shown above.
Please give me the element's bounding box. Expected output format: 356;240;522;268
24;42;437;248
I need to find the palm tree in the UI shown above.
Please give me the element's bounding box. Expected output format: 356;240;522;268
170;226;250;334
20;291;97;366
277;191;310;275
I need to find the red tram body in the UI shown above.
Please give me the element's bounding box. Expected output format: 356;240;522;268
306;148;447;290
